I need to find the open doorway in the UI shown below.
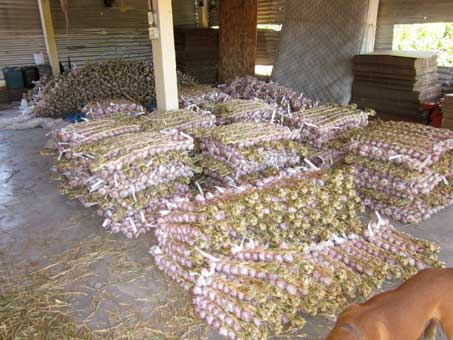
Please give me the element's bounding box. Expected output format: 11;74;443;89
393;23;453;67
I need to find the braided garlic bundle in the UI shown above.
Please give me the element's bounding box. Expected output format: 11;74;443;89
50;124;196;238
150;168;442;339
347;121;453;223
219;76;315;114
55;118;142;153
81;99;146;120
141;109;216;132
287;104;373;149
27;60;196;117
203;99;276;125
179;84;231;108
198;123;307;183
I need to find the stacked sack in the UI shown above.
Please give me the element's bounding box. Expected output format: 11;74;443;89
347;120;453;224
196;123;308;187
81;99;146;120
50;119;197;238
285;104;374;168
151;168;443;340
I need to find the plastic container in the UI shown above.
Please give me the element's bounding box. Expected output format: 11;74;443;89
33;52;45;65
37;64;52;79
64;112;85;123
144;102;157;112
2;67;25;89
22;66;40;89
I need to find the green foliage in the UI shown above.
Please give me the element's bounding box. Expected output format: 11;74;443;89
393;23;453;67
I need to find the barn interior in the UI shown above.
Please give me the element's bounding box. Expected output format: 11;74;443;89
1;1;453;339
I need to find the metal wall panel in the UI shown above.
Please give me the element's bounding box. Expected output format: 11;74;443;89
209;0;286;26
256;29;280;65
254;0;286;65
0;0;47;80
0;0;197;79
257;0;286;24
49;0;152;69
273;0;371;104
173;0;198;26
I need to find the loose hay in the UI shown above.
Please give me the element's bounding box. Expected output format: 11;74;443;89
0;236;208;340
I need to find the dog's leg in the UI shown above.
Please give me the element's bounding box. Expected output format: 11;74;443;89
423;319;438;340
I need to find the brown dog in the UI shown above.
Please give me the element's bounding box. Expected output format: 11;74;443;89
326;268;453;340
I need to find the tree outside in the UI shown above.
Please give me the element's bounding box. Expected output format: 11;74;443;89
393;23;453;67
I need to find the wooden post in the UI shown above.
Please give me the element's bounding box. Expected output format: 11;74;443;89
361;0;380;53
218;0;258;82
198;0;209;28
151;0;179;112
37;0;60;76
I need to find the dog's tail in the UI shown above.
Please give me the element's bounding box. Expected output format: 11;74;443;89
424;319;439;340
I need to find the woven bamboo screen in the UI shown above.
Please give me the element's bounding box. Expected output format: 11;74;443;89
272;0;370;104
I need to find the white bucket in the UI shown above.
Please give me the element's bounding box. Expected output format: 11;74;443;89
33;53;45;65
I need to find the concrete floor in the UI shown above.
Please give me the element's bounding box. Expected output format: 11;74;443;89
0;106;452;340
